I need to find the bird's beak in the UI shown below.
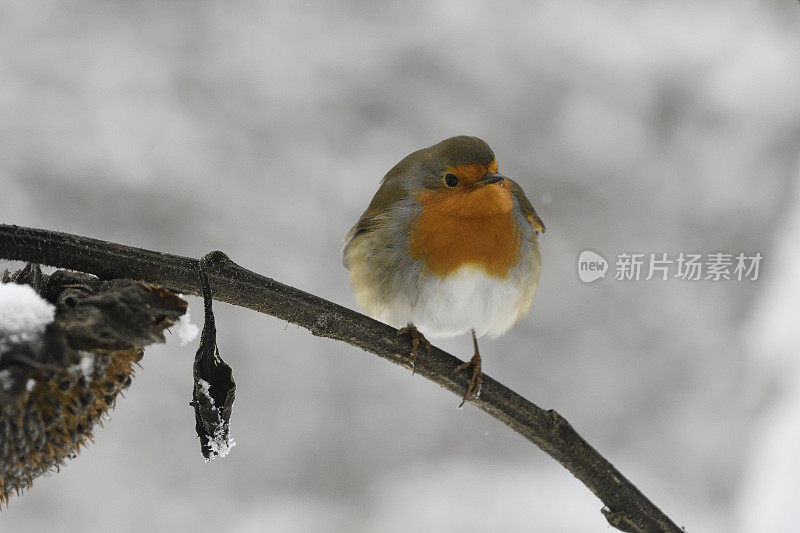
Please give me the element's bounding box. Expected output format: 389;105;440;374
475;173;506;186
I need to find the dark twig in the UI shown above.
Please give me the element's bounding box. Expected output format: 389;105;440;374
0;224;683;532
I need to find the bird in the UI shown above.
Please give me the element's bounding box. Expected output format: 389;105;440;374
343;136;544;405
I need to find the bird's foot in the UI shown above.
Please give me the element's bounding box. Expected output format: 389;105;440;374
455;352;482;407
398;323;430;374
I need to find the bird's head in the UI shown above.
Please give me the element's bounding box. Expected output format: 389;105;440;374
399;136;544;231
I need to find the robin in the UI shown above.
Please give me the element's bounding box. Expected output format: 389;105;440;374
343;136;544;405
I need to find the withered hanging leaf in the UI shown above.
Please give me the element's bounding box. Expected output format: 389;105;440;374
191;256;236;461
0;264;187;504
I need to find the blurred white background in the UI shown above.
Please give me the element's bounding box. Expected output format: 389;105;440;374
2;1;800;531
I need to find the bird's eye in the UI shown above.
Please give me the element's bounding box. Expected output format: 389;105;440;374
444;173;459;187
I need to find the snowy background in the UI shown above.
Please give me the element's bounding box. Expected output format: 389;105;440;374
2;1;800;532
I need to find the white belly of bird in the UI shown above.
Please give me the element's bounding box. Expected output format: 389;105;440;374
377;265;533;339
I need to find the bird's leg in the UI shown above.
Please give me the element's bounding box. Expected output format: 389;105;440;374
455;329;482;407
398;323;430;374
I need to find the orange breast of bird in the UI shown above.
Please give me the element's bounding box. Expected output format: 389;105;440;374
408;176;520;280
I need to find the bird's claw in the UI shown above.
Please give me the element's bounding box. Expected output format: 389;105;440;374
455;353;482;407
398;324;430;374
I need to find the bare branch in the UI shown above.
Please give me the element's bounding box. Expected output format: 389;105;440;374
0;224;683;532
